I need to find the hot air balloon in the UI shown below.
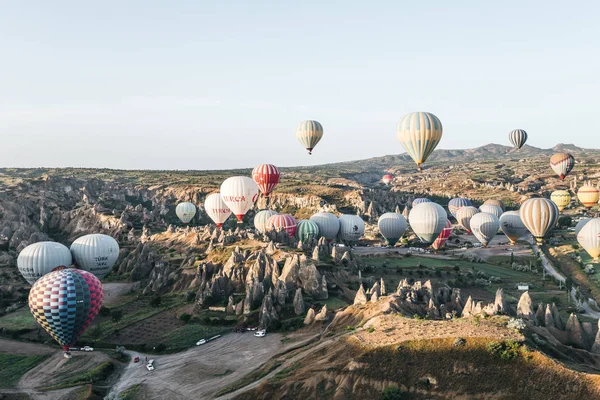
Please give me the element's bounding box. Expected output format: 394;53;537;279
382;174;393;185
220;176;259;223
377;213;407;246
519;198;559;245
204;193;232;227
412;198;432;206
175;202;196;224
550;153;575;180
483;199;505;212
575;218;592;236
266;214;297;237
296;120;323;155
29;268;103;351
396;112;443;171
499;211;527;245
408;203;447;244
70;234;119;280
577;218;600;262
309;212;340;241
479;204;503;219
550;190;571;212
432;220;453;250
252;164;280;197
456;206;480;233
17;242;72;285
577;185;600;209
254;210;278;234
508;129;527;150
338;215;365;243
295;220;320;242
470;213;499;247
448;198;472;218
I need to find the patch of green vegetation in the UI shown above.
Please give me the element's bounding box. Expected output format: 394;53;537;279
486;340;522;360
214;369;233;377
42;360;115;390
0;308;37;330
157;323;226;350
0;353;49;388
272;363;301;381
320;296;349;310
380;386;414;400
119;383;142;400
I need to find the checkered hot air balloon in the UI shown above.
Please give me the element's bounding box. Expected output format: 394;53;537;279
28;268;103;351
252;164;281;197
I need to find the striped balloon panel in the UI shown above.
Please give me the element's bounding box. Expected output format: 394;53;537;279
550;153;575;180
448;198;472;217
577;186;600;209
296;120;323;151
412;198;431;206
509;129;527;149
338;215;365;242
408;203;447;245
70;234;119;280
176;202;197;223
456;206;479;232
309;212;340;240
17;242;73;285
470;213;499;247
479;204;503;219
252;164;281;197
519;198;559;243
28;268;103;350
254;210;278;233
483;199;505;212
396;112;443;167
550;190;571;212
267;214;297;237
575;218;592;236
377;213;407;245
204;193;232;226
432;220;452;250
295;220;320;242
499;211;527;244
578;219;600;261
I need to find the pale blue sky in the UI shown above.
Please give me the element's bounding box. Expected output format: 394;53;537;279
1;1;599;170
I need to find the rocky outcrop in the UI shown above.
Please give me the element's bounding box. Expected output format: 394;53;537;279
294;288;306;315
258;289;279;330
516;291;534;319
591;321;600;354
493;288;509;315
279;254;328;300
304;308;316;325
354;285;367;306
315;305;328;321
565;313;587;349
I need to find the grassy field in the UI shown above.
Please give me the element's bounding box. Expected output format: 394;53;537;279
0;308;37;331
157;323;227;350
0;353;49;388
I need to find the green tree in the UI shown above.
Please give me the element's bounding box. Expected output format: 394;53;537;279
111;309;124;323
90;323;103;341
150;295;162;307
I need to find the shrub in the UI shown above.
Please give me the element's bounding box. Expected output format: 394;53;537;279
487;340;521;360
507;318;526;331
368;326;375;333
149;295;162;307
99;306;111;317
111;309;123;323
179;313;192;323
381;386;413;400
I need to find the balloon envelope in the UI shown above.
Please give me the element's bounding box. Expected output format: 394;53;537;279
550;153;575;180
483;199;505;212
479;204;503;219
267;214;297;237
378;213;407;246
17;242;73;285
252;164;280;197
575;218;592;236
456;206;480;233
509;129;527;150
29;268;103;351
499;211;527;244
550;190;571;212
309;212;340;241
70;234;119;279
397;112;443;171
412;198;432;206
432;219;453;250
338;215;365;243
519;198;559;245
296;120;323;154
220;176;259;222
408;202;447;245
176;202;196;224
470;213;500;247
204;193;232;227
577;185;599;209
382;174;393;185
448;198;472;217
254;210;278;234
296;220;320;242
577;218;600;262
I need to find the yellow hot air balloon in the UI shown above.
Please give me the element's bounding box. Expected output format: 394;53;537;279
396;112;443;171
577;185;600;209
550;190;571;212
296;120;323;155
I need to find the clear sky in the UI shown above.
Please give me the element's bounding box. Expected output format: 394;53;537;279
1;1;599;170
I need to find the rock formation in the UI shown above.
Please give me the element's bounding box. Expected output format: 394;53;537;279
516;291;534;319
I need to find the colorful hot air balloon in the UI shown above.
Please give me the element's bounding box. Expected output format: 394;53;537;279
254;210;278;234
550;153;575;180
396;112;443;171
431;220;453;250
252;164;281;197
412;198;432;206
577;218;600;262
575;218;592;236
309;212;340;241
338;215;365;243
382;174;393;185
519;198;559;245
220;177;259;223
456;206;480;233
295;220;320;242
29;268;103;351
470;213;500;247
483;199;505;212
550;190;571;212
204;193;232;227
267;214;297;237
17;242;73;285
499;211;527;245
296;120;323;155
509;129;527;150
448;198;472;218
577;185;600;209
378;213;407;246
408;203;447;244
70;234;119;280
479;204;503;219
176;202;196;224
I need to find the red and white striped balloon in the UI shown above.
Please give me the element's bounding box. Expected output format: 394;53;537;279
252;164;281;197
266;214;297;237
432;219;452;250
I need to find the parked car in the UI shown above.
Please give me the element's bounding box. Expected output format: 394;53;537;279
133;356;140;363
63;352;72;359
80;346;94;352
246;326;257;331
254;329;266;337
146;363;155;371
196;339;206;345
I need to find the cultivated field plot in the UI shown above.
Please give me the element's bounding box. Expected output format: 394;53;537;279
104;308;186;345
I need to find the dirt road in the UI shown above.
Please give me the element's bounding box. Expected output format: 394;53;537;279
0;338;55;356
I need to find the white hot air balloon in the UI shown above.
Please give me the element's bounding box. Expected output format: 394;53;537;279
408;203;447;245
309;212;340;241
575;218;592;236
479;204;503;219
378;213;407;246
220;176;259;223
70;234;120;279
499;211;527;245
338;215;365;243
470;212;499;247
176;202;197;224
17;242;73;285
456;206;480;233
204;193;232;227
578;218;600;262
